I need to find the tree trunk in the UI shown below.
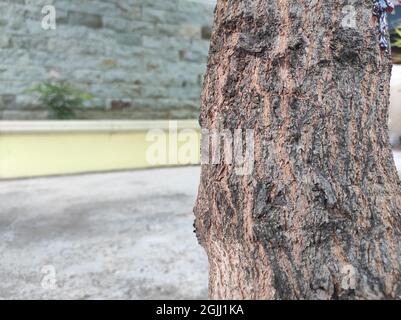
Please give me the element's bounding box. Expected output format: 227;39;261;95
194;0;401;300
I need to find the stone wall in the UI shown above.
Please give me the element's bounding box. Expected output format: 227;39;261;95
0;0;215;120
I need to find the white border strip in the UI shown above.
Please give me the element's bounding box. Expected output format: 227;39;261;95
0;120;200;134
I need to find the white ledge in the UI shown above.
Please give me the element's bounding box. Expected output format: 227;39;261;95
0;120;200;134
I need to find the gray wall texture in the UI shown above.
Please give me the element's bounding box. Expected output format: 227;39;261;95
0;0;215;120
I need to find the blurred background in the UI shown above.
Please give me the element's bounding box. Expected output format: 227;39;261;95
0;0;214;120
0;0;401;300
0;0;214;300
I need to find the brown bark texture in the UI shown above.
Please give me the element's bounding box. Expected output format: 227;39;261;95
194;0;401;300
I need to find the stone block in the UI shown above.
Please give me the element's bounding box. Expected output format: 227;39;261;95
142;0;178;11
0;94;16;110
115;34;143;46
107;99;133;111
201;25;212;40
0;110;49;120
178;24;201;39
142;8;167;23
0;35;11;48
66;11;103;29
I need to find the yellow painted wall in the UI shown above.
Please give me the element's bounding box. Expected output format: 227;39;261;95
0;121;200;179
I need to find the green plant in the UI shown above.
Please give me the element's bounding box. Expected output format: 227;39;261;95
391;25;401;48
389;25;401;64
28;81;92;120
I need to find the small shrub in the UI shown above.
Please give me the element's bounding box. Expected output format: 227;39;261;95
390;23;401;64
28;81;92;120
391;25;401;46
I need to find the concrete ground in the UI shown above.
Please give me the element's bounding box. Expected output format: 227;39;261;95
0;166;208;300
0;152;400;300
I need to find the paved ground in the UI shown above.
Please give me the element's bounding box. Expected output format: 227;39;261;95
0;166;208;300
1;152;400;300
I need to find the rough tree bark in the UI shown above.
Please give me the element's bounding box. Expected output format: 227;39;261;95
194;0;401;300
